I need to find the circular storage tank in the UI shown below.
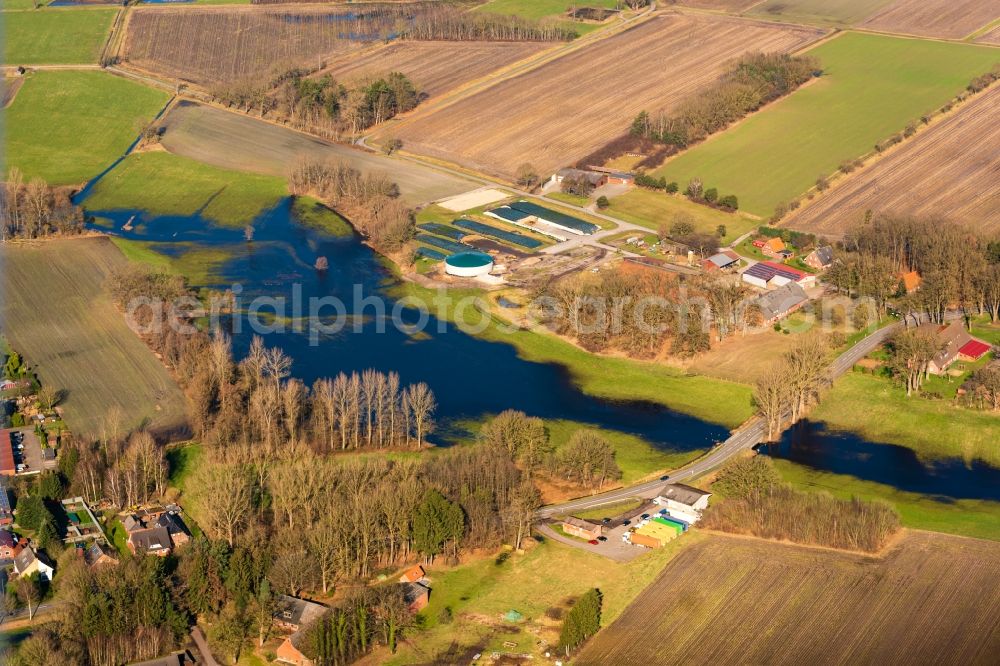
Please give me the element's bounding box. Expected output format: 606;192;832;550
445;251;494;277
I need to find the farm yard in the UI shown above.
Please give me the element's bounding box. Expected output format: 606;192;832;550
654;32;1000;218
0;238;189;439
576;532;1000;665
121;4;419;86
5;70;170;184
381;12;824;179
158;101;473;205
2;7;116;65
857;0;1000;40
785;83;1000;236
320;40;553;99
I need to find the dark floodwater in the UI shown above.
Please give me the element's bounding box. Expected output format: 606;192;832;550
761;420;1000;501
83;198;731;449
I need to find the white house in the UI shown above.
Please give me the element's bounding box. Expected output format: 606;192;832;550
654;484;711;523
14;544;54;581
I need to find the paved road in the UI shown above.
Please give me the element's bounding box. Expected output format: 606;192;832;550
536;318;904;518
191;626;220;666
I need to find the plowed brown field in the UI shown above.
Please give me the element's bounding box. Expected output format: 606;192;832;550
785;84;1000;236
321;40;552;99
858;0;1000;39
976;24;1000;44
577;532;1000;665
675;0;761;10
122;5;416;86
380;12;823;179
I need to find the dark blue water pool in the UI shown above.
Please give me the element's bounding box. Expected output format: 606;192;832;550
84;198;731;449
761;420;1000;501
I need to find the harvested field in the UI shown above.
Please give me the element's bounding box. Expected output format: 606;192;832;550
577;532;1000;665
858;0;1000;39
122;4;419;86
383;12;823;180
0;238;189;439
1;77;24;108
786;84;1000;236
675;0;761;10
977;24;1000;44
159;101;473;205
320;40;551;98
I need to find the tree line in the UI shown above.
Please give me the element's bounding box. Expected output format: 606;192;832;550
403;6;577;42
753;333;830;440
630;52;818;149
1;168;85;240
288;157;414;252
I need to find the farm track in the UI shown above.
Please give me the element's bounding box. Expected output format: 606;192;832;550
857;0;1000;40
0;238;189;439
784;84;1000;236
379;11;825;180
576;531;1000;665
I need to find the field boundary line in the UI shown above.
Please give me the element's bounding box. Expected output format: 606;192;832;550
693;527;909;559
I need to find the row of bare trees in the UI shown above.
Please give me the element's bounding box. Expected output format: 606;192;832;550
753;333;830;440
1;168;85;240
404;6;576;41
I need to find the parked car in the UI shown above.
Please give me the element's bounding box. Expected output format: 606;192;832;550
660;475;670;481
597;536;608;542
622;519;631;526
588;539;599;545
641;513;650;519
601;517;611;524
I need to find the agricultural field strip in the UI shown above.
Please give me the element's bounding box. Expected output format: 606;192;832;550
382;12;824;179
121;5;410;86
319;40;553;99
158;100;474;206
975;23;1000;45
784;84;1000;236
857;0;1000;40
577;532;1000;664
0;239;189;439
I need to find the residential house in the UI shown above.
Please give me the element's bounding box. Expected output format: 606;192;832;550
561;517;603;541
587;166;636;186
742;261;816;289
753;283;809;325
654;484;712;524
402;581;431;612
81;541;118;569
155;512;190;548
121;507;190;555
14;543;55;581
0;529;21;559
274;595;328;666
804;246;834;270
274;594;327;633
399;564;426;584
702;250;740;273
900;270;922;294
921;321;992;375
761;237;786;258
128;526;173;557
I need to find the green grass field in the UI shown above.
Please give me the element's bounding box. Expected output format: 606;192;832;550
775;459;1000;541
812;372;1000;467
85;152;288;227
384;533;702;664
3;7;116;64
5;70;170;184
475;0;620;34
749;0;893;26
655;32;1000;217
607;188;757;241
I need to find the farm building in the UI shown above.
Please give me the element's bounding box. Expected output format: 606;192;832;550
444;251;494;277
702;250;740;272
80;541;117;569
562;516;603;540
742;261;815;289
753;283;809;325
276;631;314;666
655;484;711;520
402;581;431;612
761;237;787;258
128;526;172;557
0;430;14;476
274;594;328;632
485;202;599;239
920;321;992;375
14;543;54;581
550;168;607;188
587;167;636;186
0;477;11;525
399;564;426;583
804;246;834;270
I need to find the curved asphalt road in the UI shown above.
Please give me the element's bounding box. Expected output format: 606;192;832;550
536;318;907;518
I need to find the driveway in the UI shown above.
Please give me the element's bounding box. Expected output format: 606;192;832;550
536;522;645;562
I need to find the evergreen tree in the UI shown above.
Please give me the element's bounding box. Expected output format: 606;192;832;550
411;489;464;563
559;588;602;655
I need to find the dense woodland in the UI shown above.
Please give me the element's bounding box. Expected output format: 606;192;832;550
0;168;85;240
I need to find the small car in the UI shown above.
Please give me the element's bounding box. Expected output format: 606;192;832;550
588;539;599;545
601;517;611;524
641;513;650;519
597;536;608;542
622;519;631;526
660;475;670;481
